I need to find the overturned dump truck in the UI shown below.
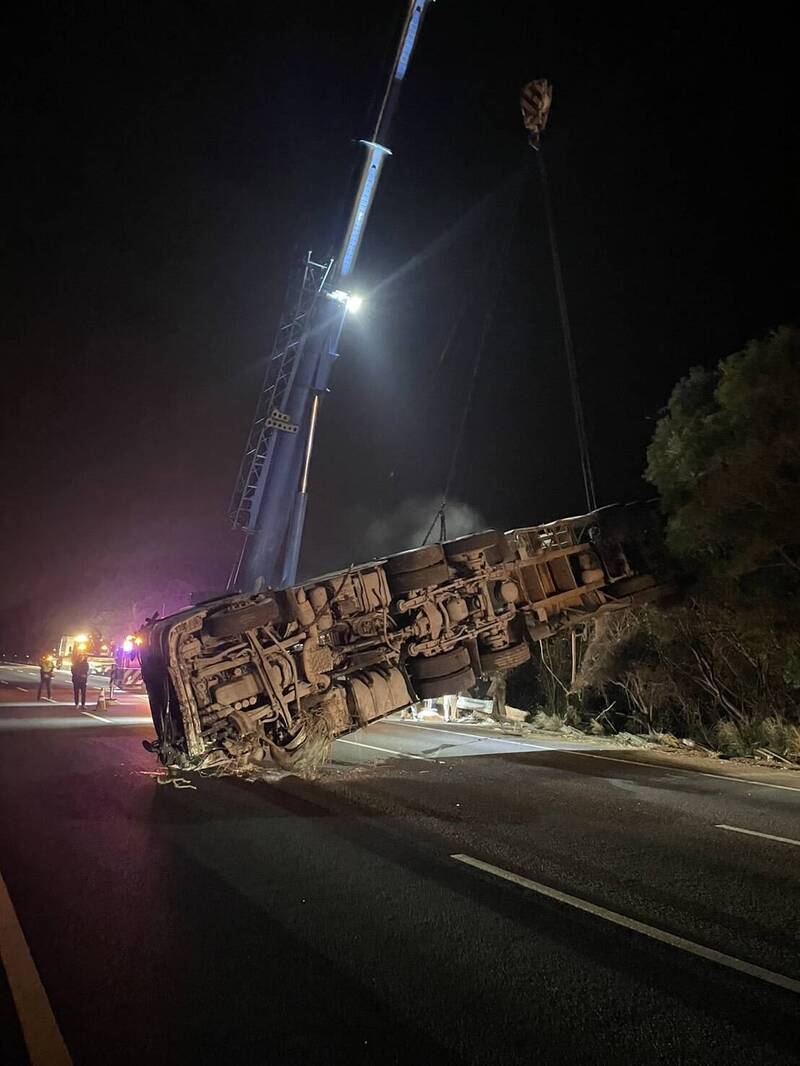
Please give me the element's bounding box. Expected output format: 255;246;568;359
140;502;672;772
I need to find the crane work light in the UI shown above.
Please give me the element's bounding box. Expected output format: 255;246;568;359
328;289;364;313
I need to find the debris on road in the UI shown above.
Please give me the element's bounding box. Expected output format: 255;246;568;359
157;776;197;790
137;769;197;789
754;747;799;767
504;707;529;723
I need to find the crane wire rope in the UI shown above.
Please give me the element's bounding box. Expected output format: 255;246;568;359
535;147;597;512
383;284;471;486
378;172;523;489
422;168;527;544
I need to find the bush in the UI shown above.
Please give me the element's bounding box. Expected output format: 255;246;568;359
531;710;566;732
716;717;800;758
577;596;800;751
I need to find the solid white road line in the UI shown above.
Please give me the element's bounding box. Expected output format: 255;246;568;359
0;866;72;1065
716;824;800;847
336;738;429;761
393;723;800;794
391;721;549;750
80;710;111;723
452;853;800;995
570;751;800;794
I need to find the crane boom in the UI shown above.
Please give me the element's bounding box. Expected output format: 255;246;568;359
228;0;433;592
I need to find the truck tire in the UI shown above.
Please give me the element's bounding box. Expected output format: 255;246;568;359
444;530;513;564
385;544;445;574
479;641;531;673
388;561;451;596
414;665;476;700
407;645;471;680
444;530;500;556
204;598;281;639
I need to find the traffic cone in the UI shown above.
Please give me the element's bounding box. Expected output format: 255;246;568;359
96;689;107;712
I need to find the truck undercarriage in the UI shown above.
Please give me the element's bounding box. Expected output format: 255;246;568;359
140;503;671;774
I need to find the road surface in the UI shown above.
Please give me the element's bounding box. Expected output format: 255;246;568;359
0;660;798;1064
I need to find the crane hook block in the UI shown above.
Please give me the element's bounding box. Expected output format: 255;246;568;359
520;78;552;149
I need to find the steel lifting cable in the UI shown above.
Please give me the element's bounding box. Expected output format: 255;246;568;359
381;173;522;491
535;148;597;512
422;169;527;544
521;77;597;513
385;293;470;486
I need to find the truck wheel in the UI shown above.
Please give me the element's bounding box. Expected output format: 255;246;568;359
479;641;531;673
414;665;476;700
407;646;471;680
385;544;445;574
388;561;451;596
444;530;513;564
444;530;500;556
204;598;281;639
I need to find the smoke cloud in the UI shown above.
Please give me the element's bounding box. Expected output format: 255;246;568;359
364;497;486;559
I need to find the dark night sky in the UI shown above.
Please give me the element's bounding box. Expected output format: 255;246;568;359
2;1;797;648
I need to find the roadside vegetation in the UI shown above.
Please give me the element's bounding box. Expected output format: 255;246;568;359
507;327;800;761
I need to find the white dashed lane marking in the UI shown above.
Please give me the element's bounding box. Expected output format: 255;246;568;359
80;710;111;724
716;824;800;847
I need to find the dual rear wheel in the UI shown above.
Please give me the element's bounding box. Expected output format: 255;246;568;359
407;644;475;700
384;544;451;596
384;530;515;598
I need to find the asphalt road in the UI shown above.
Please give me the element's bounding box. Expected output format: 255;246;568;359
1;661;799;1065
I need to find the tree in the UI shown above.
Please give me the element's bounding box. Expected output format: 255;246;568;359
576;327;800;754
646;326;800;676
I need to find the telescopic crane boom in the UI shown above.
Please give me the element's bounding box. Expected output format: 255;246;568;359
228;1;433;592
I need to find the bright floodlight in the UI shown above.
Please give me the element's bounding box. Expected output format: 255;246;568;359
328;289;364;313
122;639;134;653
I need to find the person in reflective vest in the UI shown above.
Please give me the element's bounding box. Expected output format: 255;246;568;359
71;652;90;709
38;653;55;700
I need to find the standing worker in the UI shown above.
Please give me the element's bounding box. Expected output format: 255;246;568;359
37;652;55;700
71;651;89;709
442;693;458;722
487;671;507;723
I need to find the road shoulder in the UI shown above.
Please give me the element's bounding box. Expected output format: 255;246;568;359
394;719;800;790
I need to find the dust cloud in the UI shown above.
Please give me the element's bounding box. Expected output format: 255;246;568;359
364;497;486;558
